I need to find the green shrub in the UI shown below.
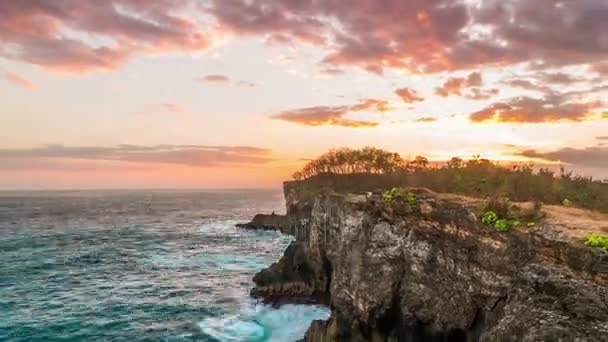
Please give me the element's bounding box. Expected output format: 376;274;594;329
494;219;512;232
406;192;417;206
481;211;498;225
294;149;608;213
584;234;608;250
383;187;401;203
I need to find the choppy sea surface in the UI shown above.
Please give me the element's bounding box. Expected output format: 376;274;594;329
0;190;329;342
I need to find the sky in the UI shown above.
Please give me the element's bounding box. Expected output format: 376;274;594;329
0;0;607;189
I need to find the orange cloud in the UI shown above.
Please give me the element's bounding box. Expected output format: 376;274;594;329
436;72;482;97
202;74;230;83
0;144;273;168
470;95;604;123
350;98;391;113
3;71;36;90
272;98;390;127
395;88;424;103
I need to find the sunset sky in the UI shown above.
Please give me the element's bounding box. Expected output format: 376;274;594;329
1;0;607;189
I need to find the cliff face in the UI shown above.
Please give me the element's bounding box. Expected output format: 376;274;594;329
252;181;608;341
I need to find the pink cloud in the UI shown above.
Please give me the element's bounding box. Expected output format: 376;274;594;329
436;72;482;97
272;98;390;128
3;71;36;90
201;74;230;83
0;1;211;72
395;88;424;103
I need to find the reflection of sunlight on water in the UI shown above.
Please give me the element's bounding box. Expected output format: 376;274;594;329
199;300;330;342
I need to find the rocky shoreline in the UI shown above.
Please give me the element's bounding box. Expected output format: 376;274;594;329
240;177;608;341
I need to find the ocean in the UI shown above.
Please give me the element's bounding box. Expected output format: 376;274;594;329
0;190;329;341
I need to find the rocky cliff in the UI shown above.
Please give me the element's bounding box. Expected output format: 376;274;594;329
251;179;608;341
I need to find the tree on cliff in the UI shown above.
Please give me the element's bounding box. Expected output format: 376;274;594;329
292;147;404;180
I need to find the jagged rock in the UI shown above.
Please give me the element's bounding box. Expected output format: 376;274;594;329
235;213;287;232
251;184;608;341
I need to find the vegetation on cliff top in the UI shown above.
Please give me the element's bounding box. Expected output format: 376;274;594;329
292;147;608;213
584;234;608;250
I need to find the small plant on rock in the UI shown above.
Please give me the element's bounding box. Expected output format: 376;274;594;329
495;219;512;232
383;188;401;203
481;211;498;225
406;192;418;206
584;233;608;250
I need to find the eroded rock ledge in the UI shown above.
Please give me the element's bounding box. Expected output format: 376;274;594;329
251;179;608;341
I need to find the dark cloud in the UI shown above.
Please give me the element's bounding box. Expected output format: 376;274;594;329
0;144;273;168
2;0;607;74
395;88;424;103
464;88;499;101
534;72;588;84
0;1;211;72
469;93;604;123
597;136;608;140
209;0;608;74
501;79;551;92
515;146;608;169
202;74;230;83
435;72;482;97
271;98;390;127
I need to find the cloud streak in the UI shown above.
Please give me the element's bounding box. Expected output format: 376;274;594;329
0;145;273;168
3;71;36;90
271;98;390;127
469;93;605;123
202;74;230;83
515;146;608;169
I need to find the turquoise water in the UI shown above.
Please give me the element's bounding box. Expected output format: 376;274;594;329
0;190;329;341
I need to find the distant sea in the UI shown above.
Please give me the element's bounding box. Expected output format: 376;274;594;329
0;190;329;341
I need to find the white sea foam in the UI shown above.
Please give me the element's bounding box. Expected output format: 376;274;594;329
199;300;330;342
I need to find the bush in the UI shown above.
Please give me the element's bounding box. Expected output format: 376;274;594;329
293;148;608;213
494;219;511;232
406;192;417;206
481;211;498;225
584;234;608;250
481;211;519;233
383;188;401;203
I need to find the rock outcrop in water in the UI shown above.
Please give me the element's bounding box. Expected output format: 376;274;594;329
236;213;288;232
250;176;608;341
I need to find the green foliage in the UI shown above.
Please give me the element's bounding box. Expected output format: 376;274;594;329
584;234;608;250
481;211;498;225
383;187;401;203
406;192;417;206
293;149;608;213
482;211;518;232
494;219;512;232
293;147;403;180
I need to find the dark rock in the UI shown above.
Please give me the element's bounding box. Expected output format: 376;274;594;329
251;184;608;341
235;213;288;232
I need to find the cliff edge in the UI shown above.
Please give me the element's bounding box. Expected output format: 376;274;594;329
251;176;608;341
